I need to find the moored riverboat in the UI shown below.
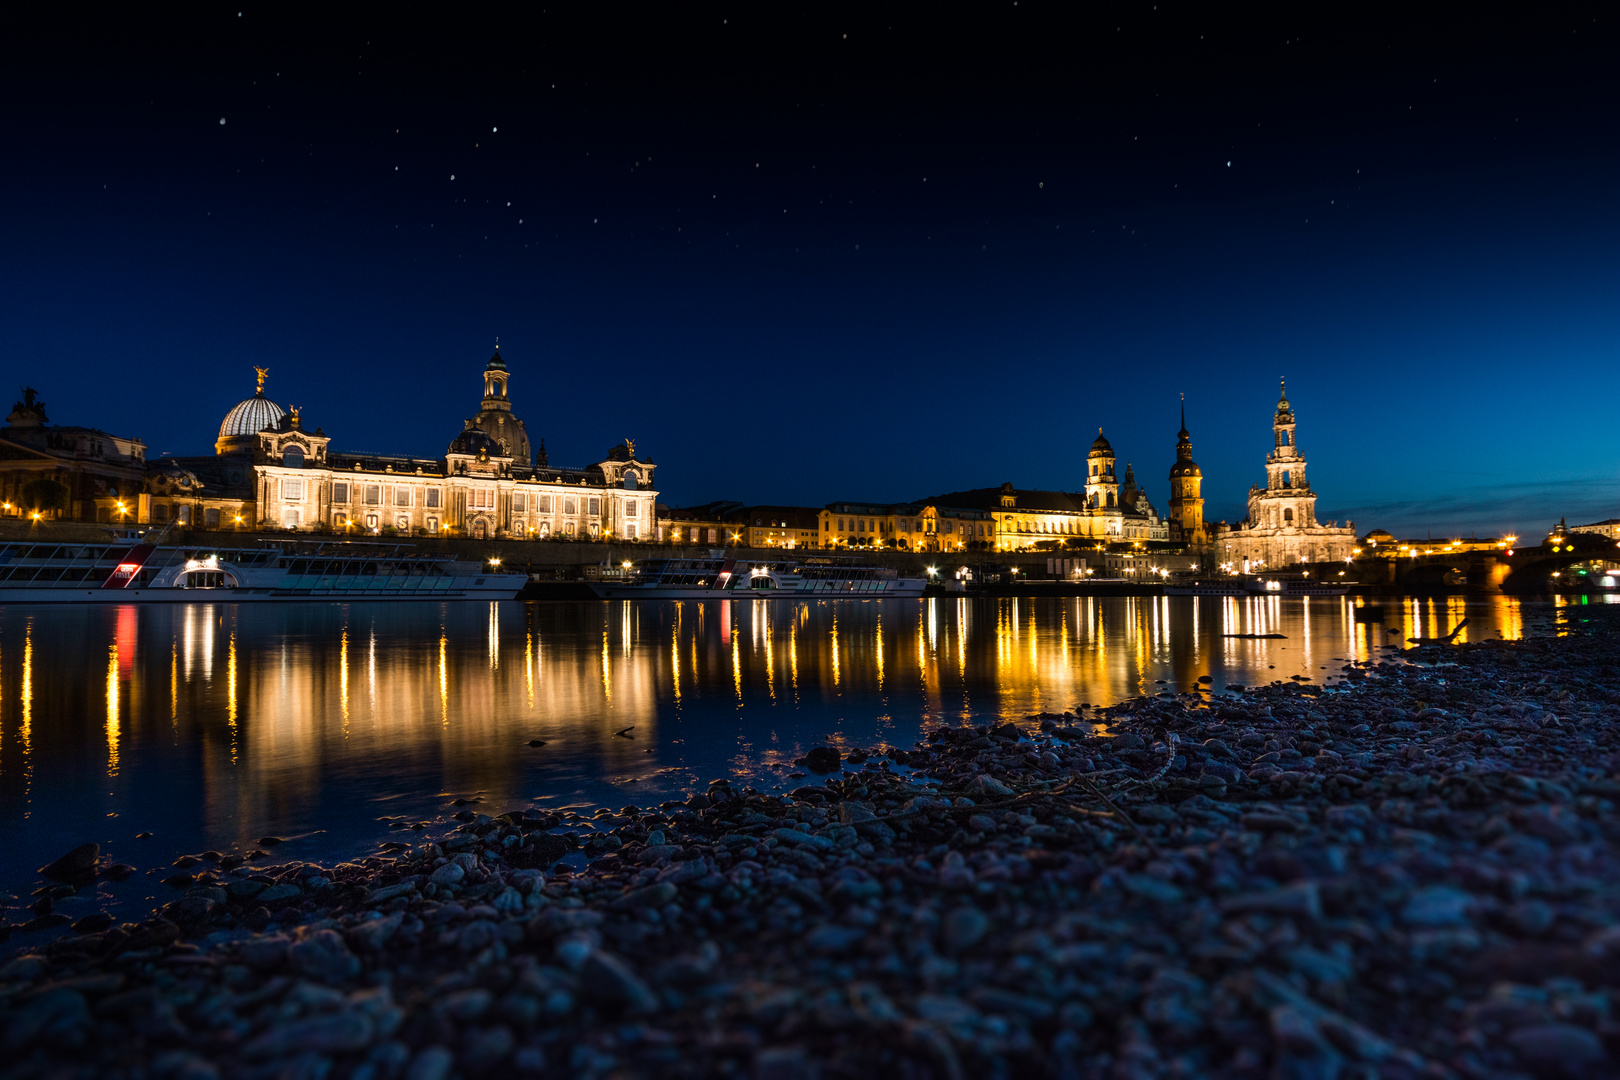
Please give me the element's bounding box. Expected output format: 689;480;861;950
587;555;927;599
0;533;526;603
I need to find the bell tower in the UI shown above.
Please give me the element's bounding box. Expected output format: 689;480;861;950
1085;430;1120;510
464;342;533;465
1247;379;1319;531
1168;396;1208;546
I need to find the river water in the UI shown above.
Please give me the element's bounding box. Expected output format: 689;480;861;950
0;594;1562;918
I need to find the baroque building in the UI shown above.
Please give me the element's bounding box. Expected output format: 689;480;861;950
0;388;149;520
923;430;1167;552
1167;398;1209;547
1215;382;1354;569
102;346;660;540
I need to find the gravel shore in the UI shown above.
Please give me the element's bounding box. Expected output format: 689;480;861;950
5;604;1620;1079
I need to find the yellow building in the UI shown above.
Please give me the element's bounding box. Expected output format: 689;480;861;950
818;502;996;551
736;506;822;548
149;350;662;540
1168;399;1209;546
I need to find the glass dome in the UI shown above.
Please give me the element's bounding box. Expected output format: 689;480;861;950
219;393;285;441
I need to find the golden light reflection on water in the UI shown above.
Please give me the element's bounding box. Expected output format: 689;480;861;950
20;622;32;815
0;595;1587;858
438;630;448;725
340;629;350;730
106;643;119;775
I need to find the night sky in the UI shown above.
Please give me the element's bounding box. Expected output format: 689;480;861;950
3;6;1617;537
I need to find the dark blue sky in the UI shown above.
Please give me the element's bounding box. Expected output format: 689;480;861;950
3;5;1617;536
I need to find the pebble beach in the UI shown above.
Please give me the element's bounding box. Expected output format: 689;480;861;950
5;603;1620;1079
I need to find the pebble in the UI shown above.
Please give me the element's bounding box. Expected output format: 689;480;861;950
9;606;1620;1078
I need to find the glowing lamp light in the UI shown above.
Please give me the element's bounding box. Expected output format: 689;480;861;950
488;556;502;567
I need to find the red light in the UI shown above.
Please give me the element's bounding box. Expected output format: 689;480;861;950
117;563;139;573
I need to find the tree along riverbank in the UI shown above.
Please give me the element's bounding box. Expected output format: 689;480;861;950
4;605;1619;1078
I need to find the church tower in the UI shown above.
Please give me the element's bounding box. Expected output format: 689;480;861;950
464;344;537;465
1246;379;1318;531
1085;430;1120;509
1168;397;1208;546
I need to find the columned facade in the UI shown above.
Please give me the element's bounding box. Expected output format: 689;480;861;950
1216;382;1354;569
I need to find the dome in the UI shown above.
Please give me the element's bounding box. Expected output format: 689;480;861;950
448;427;504;457
219;393;285;441
150;462;204;495
1089;429;1114;455
1170;460;1201;478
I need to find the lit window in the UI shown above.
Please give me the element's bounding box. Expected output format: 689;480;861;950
332;482;349;504
589;497;601;516
364;484;382;506
512;492;526;512
394;487;412;507
282;478;305;501
626;523;638;539
426;488;441;508
538;495;551;512
427;517;439;533
565;497;578;515
625;500;638;518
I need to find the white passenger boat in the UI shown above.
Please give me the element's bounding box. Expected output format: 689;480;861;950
0;533;527;603
586;556;928;599
1164;576;1348;597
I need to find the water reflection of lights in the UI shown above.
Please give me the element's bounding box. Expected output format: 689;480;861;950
227;632;238;763
0;597;1569;868
20;622;32;816
488;602;501;670
874;610;883;692
438;631;448;725
340;629;350;730
106;643;120;775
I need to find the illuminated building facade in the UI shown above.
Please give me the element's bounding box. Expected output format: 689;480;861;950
819;502;996;551
1167;400;1209;547
123;347;660;540
1216;382;1354;569
926;430;1168;554
0;388;149;522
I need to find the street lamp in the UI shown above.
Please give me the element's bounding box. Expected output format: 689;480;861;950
488;556;502;568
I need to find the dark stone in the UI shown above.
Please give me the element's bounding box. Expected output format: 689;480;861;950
39;843;99;883
70;913;112;934
804;746;842;774
580;950;660;1013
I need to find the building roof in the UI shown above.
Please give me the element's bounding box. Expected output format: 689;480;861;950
740;505;822;529
219;392;286;441
924;487;1087;514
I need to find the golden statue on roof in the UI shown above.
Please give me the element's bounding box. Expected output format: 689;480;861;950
255;366;269;393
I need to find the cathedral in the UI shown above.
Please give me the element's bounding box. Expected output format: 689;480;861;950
114;346;661;540
1214;382;1355;569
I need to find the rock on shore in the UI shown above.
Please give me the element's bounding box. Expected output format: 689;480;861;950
5;606;1620;1078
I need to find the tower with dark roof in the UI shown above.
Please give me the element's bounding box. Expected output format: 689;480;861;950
463;344;535;465
1085;429;1119;509
1168;396;1208;546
